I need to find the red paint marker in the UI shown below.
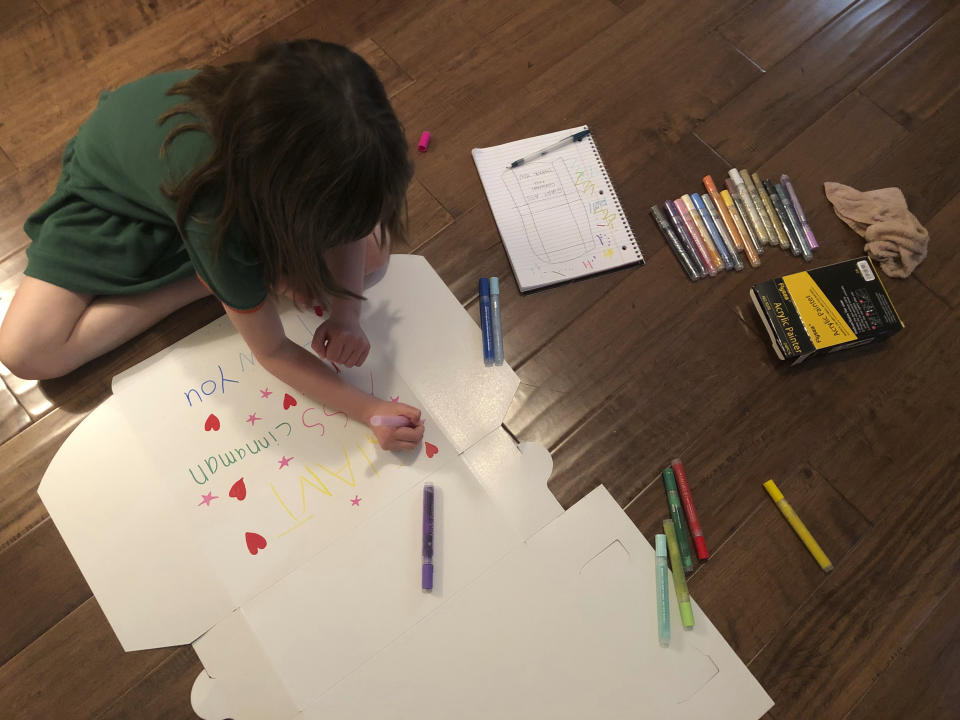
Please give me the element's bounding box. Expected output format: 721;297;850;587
671;458;709;560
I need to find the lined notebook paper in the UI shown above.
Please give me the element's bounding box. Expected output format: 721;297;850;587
472;126;642;292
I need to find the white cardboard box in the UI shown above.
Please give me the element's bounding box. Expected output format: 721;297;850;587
38;256;773;719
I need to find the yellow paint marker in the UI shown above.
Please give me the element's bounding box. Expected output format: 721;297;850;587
763;479;833;572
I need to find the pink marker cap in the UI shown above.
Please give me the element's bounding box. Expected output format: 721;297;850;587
417;131;431;152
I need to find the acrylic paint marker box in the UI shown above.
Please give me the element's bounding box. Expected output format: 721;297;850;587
750;256;904;364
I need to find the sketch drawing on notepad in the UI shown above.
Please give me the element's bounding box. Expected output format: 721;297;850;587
501;157;594;264
474;126;642;292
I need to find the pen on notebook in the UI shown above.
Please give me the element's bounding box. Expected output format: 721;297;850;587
663;519;695;629
671;458;709;560
490;277;504;365
721;188;760;267
506;128;591;168
655;533;671;647
663;466;694;572
370;415;415;427
665;201;708;277
422;483;435;591
692;193;734;271
752;172;789;251
701;193;743;271
479;278;494;366
781;174;818;250
763;479;833;572
650;205;700;281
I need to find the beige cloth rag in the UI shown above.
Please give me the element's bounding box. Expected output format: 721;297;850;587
823;182;929;278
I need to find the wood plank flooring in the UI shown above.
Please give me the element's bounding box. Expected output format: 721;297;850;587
1;1;958;717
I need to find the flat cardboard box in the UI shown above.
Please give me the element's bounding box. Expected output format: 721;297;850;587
39;256;773;719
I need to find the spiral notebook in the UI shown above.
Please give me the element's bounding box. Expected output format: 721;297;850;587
472;125;642;292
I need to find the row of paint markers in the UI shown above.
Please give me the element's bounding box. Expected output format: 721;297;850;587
649;171;819;282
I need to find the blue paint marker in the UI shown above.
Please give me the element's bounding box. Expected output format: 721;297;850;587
490;277;504;366
479;278;494;366
692;192;733;271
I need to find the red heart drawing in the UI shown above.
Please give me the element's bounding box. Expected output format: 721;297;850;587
313;306;324;317
283;393;297;410
245;532;267;555
204;413;220;431
425;441;438;459
229;478;247;501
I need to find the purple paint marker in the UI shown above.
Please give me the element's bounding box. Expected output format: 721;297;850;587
370;415;413;427
422;483;435;592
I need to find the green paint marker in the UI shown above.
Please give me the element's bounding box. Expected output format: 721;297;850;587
663;466;694;572
663;519;695;630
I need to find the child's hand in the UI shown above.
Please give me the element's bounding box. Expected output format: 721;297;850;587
312;316;370;367
366;401;424;451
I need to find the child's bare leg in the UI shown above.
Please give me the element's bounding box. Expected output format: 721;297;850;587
0;275;210;379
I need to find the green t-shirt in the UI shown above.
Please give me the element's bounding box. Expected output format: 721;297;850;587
24;70;269;311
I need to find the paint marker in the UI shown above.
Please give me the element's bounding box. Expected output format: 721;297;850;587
728;169;769;247
671;458;709;560
655;533;671;647
370;415;414;427
490;277;504;365
725;178;763;258
665;201;708;277
763;179;801;255
763;479;833;572
752;172;789;250
663;519;695;629
479;278;494;366
720;188;760;267
422;483;435;591
704;175;744;251
775;183;813;261
650;205;700;281
741;170;778;246
673;199;717;275
681;195;723;272
781;174;819;250
692;192;734;270
663;466;694;572
701;193;743;271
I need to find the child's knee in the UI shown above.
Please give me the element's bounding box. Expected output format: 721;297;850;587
0;327;44;379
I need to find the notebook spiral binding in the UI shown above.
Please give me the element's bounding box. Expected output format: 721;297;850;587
587;132;642;262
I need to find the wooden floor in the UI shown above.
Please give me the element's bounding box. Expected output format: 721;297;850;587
2;0;959;717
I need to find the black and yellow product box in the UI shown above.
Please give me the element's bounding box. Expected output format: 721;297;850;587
749;257;904;364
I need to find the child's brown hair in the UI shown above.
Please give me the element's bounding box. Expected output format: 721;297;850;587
159;39;412;302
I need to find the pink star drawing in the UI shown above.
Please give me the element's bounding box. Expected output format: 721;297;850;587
278;455;293;469
260;388;273;398
390;395;399;402
198;492;218;507
246;412;262;426
350;495;362;506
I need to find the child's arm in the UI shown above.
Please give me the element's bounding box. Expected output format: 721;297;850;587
224;298;424;451
313;238;369;367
